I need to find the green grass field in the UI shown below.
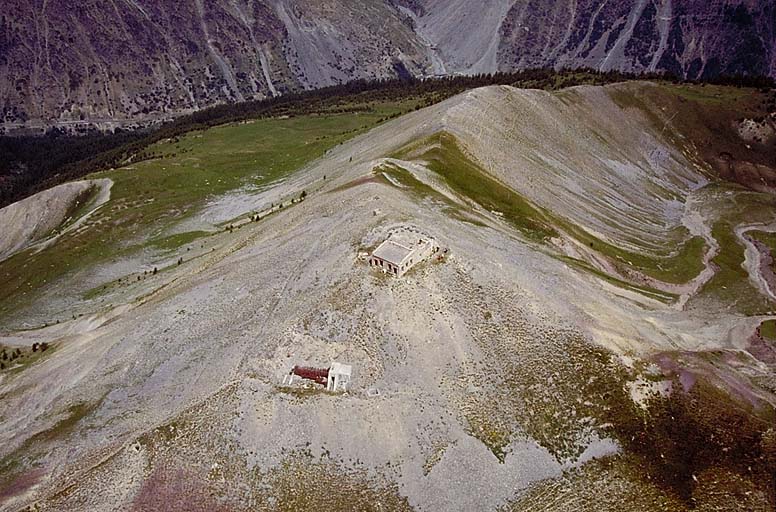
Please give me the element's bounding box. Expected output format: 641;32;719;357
761;320;776;340
669;84;757;106
0;99;419;322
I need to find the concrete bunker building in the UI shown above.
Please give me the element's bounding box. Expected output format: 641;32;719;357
369;226;438;277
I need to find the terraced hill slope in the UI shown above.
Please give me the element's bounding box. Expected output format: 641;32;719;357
1;0;773;127
0;82;774;511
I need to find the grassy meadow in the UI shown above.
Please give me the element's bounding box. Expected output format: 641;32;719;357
0;99;419;322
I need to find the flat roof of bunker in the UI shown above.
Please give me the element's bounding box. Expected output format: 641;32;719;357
372;240;413;266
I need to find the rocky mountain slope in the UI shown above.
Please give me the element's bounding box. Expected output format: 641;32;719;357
0;82;774;510
1;0;773;127
0;178;109;261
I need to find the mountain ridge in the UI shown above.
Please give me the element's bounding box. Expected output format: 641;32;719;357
1;0;773;128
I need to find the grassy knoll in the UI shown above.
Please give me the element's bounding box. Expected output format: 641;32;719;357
559;256;678;303
392;132;558;241
557;217;706;285
106;102;412;231
376;163;486;227
669;83;761;106
392;131;705;285
0;99;417;322
761;319;776;340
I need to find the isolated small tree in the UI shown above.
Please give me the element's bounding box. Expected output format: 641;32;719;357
177;257;183;266
300;190;307;200
153;267;158;275
40;342;49;352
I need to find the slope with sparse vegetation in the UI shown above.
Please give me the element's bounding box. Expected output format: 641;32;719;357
0;80;775;511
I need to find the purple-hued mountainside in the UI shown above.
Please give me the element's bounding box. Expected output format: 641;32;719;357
1;0;773;125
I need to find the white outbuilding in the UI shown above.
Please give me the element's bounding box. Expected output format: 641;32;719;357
327;362;352;392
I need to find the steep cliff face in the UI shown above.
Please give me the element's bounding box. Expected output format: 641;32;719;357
272;0;428;89
1;1;287;124
0;0;772;126
0;0;429;126
495;0;775;79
